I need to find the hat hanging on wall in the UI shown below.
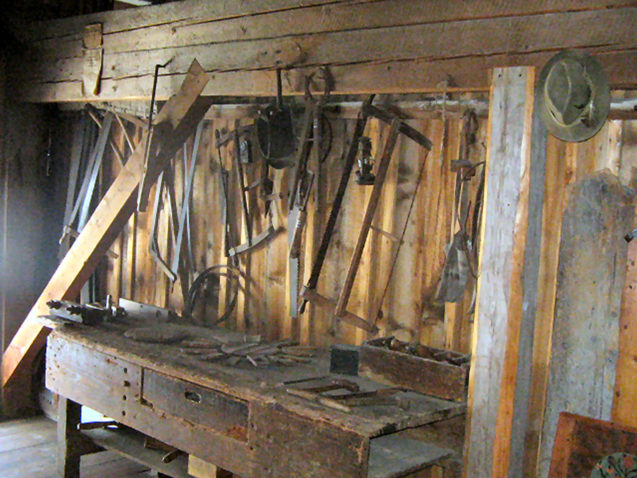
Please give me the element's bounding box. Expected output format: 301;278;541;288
537;50;610;142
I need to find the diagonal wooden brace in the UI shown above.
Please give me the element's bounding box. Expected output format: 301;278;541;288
1;60;213;415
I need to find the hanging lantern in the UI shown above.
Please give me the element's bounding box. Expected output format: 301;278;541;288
355;136;375;185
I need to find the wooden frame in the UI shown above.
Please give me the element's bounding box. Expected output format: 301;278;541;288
549;412;637;477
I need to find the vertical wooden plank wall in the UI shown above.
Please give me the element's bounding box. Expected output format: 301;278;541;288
99;105;637;477
101;111;636;358
524;116;637;478
613;118;637;428
102;107;485;352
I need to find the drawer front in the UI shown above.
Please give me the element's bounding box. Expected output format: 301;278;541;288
142;370;249;442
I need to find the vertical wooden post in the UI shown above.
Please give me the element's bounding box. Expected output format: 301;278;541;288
464;66;537;478
613;202;637;426
57;397;82;478
507;87;548;477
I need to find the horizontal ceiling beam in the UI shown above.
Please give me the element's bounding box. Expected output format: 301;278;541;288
9;0;637;102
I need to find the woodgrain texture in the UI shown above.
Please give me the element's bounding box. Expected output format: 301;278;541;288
8;1;637;102
613;118;637;428
359;340;469;402
464;67;535;478
537;171;635;478
45;324;468;477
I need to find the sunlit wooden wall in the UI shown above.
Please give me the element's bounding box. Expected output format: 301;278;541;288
94;97;637;476
100;104;636;397
102;104;487;354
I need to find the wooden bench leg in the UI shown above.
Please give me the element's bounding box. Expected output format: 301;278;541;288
57;397;82;478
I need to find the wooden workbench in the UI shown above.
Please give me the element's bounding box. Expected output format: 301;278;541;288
45;319;466;477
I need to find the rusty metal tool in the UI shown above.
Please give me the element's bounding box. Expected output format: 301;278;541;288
138;59;172;212
148;170;177;281
169;119;204;280
286;378;361;412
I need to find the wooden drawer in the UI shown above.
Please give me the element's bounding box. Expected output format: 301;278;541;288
142;370;249;442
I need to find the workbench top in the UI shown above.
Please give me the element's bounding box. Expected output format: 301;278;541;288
48;319;465;439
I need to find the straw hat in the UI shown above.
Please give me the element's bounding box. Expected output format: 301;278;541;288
537;50;610;142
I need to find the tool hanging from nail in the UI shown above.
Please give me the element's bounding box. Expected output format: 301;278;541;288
149;169;177;282
289;172;315;260
435;109;483;304
216;123;279;260
215;129;240;264
138;59;173;212
288;69;333;319
299;99;433;335
148;119;203;289
171;120;204;282
256;68;296;169
355;136;376;185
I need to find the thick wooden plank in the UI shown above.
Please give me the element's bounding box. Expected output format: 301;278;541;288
613;205;637;427
21;3;636;71
507;91;549;478
522;137;576;477
548;412;637;478
17;50;637;104
56;397;103;477
142;369;249;440
464;67;535;478
537;171;635;478
57;398;81;478
22;8;637;82
1;61;213;412
11;2;637;101
20;0;342;41
25;0;631;55
23;10;636;83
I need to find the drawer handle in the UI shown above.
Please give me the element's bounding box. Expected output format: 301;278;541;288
184;390;202;403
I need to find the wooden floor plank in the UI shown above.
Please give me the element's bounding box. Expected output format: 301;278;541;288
0;417;151;478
